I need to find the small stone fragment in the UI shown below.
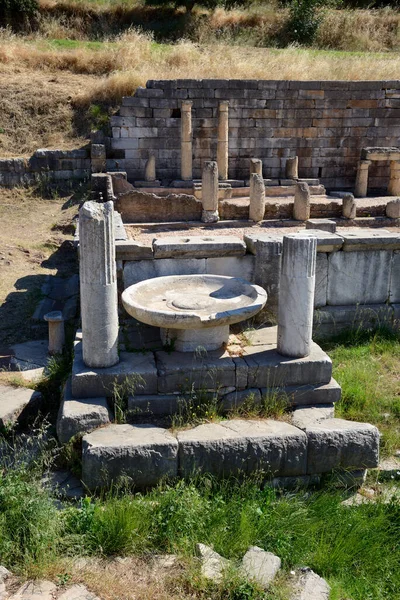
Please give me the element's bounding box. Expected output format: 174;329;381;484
196;543;230;582
342;193;356;219
290;568;330;600
386;198;400;219
241;546;281;589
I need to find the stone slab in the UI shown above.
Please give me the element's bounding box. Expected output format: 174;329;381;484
241;547;281;589
327;251;392;305
128;394;180;415
242;342;332;388
262;378;341;407
10;340;49;371
291;405;335;429
296;229;343;252
177;419;307;478
296;418;380;474
244;325;277;346
72;340;158;397
306;219;336;233
56;378;111;444
153;236;246;259
0;384;42;427
115;240;153;260
155;348;236;394
389;250;400;302
205;255;255;281
123;257;206;288
219;388;262;411
340;229;400;251
82;423;179;489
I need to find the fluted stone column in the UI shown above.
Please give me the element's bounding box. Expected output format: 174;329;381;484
286;156;298;179
217;101;229;180
201;161;219;223
79;201;119;368
250;158;263;177
354;160;371;197
249;173;265;222
293;181;310;221
145;153;156;182
342;193;356;219
181;101;193;181
388;160;400;196
277;234;317;358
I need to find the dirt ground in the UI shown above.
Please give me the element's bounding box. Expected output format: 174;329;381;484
0;187;80;352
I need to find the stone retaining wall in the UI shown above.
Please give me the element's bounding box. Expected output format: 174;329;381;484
0;148;91;187
109;79;400;189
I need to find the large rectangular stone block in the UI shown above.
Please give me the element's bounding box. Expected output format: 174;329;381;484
242;342;332;388
72;341;158;397
177;419;307;478
327;251;392;305
153;236;246;259
82;424;178;489
123;258;206;288
156;349;236;393
389;250;400;302
206;256;255;281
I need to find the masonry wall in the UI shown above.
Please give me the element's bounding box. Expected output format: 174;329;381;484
109;79;400;189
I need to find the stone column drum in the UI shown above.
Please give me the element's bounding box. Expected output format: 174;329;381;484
277;234;317;358
201;161;219;223
249;173;265;222
342;193;356;219
293;181;310;221
79;201;119;368
217;101;229;180
286;156;298;179
181;101;193;181
44;311;65;355
388;160;400;196
354;159;371;197
250;158;263;177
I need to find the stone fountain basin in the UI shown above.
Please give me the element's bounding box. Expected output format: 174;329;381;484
122;274;267;330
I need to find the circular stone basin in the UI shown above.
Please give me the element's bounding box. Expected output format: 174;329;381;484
122;274;267;352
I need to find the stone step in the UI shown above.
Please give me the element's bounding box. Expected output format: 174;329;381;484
0;384;42;428
81;414;378;490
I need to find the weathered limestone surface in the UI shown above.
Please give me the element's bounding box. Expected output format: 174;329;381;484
296;418;380;474
202;161;219;222
79;201;119;368
327;250;391;305
277;234;317;358
342;193;356;219
285;156;298;179
57;378;111;444
144;153;156;182
58;585;101;600
315;253;328;308
314;304;395;338
181;100;193;181
249;173;265;222
82;424;179;489
252;236;282;314
389;250;400;302
206;256;255;281
386;198;400;218
293;182;310;220
115;240;153;260
340;229;400;251
0;385;41;427
354;159;370;197
116;190;202;223
44;310;65;355
11;581;57;600
124;257;206;287
243;342;332;388
294;229;343;253
72;339;158;397
241;547;281;589
196;544;230;582
250;158;263;176
388;160;400;195
290;568;330;600
153;236;246;259
306;219;336;233
260;379;341;407
217;101;229;180
291;405;335;429
177;419;307;478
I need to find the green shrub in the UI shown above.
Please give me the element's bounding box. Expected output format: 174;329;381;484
286;0;325;44
0;0;39;29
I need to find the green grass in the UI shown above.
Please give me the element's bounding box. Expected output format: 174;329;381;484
321;327;400;457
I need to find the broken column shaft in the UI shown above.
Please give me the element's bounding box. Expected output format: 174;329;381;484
181;100;193;181
79;200;119;368
217;101;229;180
201;161;219;223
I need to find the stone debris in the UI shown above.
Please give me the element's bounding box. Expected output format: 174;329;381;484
196;543;230;582
0;385;42;428
289;567;330;600
241;546;281;589
10;580;57;600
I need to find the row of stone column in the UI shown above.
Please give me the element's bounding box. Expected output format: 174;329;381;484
181;101;228;182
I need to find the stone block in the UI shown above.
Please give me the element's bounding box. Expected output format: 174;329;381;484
315;253;328;308
241;547;281;589
72;341;158;397
0;385;42;427
115;240;153;260
296;230;343;252
306;219;336;233
340;229;400;251
389;250;400;302
291;405;335;429
116;190;202;223
153;236;246;259
314;304;394;337
196;544;230;583
386;198;400;219
177;419;307;478
327;251;392;305
206;256;255;281
56;378;111;444
82;424;179;489
243;342;332;388
128;394;179;415
290;568;330;600
156;349;236;393
219;388;262;412
296;418;379;474
262;378;341;407
123;257;206;288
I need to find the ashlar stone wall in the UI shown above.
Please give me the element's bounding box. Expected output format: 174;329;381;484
109;79;400;189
